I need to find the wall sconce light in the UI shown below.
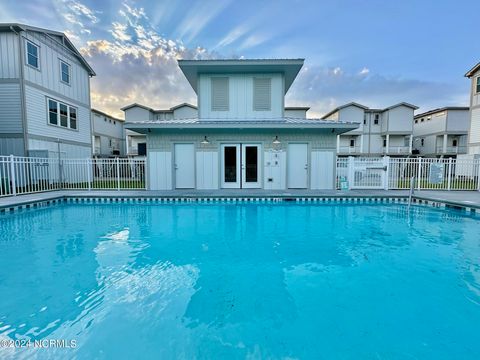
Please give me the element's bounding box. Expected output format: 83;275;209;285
272;136;281;145
201;136;210;144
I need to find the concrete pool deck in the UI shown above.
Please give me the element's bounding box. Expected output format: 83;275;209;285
1;189;480;211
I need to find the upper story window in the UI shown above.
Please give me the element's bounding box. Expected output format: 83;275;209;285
476;76;480;94
363;115;367;125
60;60;70;84
374;114;379;125
211;77;229;111
349;138;355;147
414;119;418;124
47;98;78;130
421;138;425;146
253;78;272;111
26;41;39;69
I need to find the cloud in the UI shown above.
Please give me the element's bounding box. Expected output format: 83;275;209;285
286;65;468;117
174;0;232;43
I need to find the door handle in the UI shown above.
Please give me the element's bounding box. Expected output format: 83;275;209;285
174;164;178;170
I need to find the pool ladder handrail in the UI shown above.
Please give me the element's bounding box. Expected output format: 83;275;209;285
408;176;415;209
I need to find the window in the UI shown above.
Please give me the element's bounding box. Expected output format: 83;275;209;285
69;107;77;129
415;119;418;124
374;114;379;125
253;77;272;111
48;99;58;125
60;60;70;84
427;116;431;121
363;115;366;125
26;41;39;69
383;139;387;147
349;139;355;147
47;98;78;130
421;118;424;122
211;77;229;111
476;76;480;94
452;139;458;147
421;138;425;146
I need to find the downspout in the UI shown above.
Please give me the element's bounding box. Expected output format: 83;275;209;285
11;26;29;156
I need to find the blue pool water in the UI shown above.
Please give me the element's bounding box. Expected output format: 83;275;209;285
0;202;480;359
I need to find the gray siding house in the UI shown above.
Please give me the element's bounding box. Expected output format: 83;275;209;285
91;109;125;157
322;102;418;157
125;59;357;190
0;23;95;158
465;62;480;155
413;107;469;157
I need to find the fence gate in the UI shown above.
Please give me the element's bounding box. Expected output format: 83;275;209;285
350;157;387;189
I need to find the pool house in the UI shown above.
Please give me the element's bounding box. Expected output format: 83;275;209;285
125;59;358;190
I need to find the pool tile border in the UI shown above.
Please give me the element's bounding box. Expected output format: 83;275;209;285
0;195;479;217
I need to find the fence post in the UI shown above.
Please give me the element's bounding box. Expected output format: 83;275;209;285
383;156;390;190
87;158;92;191
447;157;452;191
417;157;422;190
116;157;120;191
9;155;16;196
347;156;355;190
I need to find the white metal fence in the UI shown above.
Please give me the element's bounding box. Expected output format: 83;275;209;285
337;156;480;191
0;155;146;197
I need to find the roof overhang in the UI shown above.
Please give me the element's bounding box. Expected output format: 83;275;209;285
465;62;480;78
124;119;358;135
178;59;304;94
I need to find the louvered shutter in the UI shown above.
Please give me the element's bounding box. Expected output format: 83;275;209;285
253;78;271;111
211;77;229;111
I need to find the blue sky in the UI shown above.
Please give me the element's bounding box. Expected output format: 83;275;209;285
1;0;479;118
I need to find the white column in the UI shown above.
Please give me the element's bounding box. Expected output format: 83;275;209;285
443;134;448;154
386;134;390;154
360;135;364;154
336;135;340;153
409;135;413;153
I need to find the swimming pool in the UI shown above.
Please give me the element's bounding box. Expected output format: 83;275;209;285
0;201;479;359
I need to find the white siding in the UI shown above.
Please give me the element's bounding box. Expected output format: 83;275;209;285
148;151;172;190
284;109;307;118
386;106;414;133
22;31;90;106
198;73;284;119
338;106;364;134
446;109;469;132
172;106;197;119
469;108;480;144
310;151;335;189
196;151;218;189
27;138;90;158
25;84;91;145
0;83;23;133
0;138;25;156
264;150;286;190
0;32;20;78
124;107;153;121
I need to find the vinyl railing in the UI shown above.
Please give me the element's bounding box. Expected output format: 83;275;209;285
337;156;480;191
0;155;146;197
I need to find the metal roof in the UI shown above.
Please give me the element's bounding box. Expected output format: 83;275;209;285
124;117;358;134
0;23;95;76
178;59;304;94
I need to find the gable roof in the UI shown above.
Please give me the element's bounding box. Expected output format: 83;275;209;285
121;102;198;113
383;102;419;111
178;59;304;94
169;103;198;111
0;23;95;76
321;102;369;119
91;108;124;122
465;62;480;78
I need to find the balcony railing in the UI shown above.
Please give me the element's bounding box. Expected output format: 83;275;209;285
435;145;467;154
338;146;361;154
383;146;411;154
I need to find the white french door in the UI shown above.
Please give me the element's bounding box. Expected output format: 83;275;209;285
221;144;261;189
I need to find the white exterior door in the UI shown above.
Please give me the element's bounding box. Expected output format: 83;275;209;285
287;143;308;189
241;144;261;189
174;143;195;189
221;144;241;188
221;144;261;189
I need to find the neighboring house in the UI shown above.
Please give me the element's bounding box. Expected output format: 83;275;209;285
465;62;480;155
322;102;418;157
124;59;357;190
0;23;95;158
91;109;125;157
412;107;469;157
